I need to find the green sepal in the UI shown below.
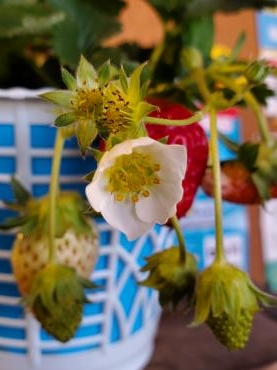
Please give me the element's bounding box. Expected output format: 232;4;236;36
76;55;98;88
244;60;269;85
127;62;148;105
83;170;96;183
24;263;97;342
193;260;267;328
241;139;277;200
87;147;104;162
140;247;197;309
98;60;112;86
55;112;76;127
238;141;259;171
0;187;93;237
0;216;28;230
10;177;32;206
75;119;98;157
119;65;129;94
134;101;157;125
40;90;74;109
61;67;77;90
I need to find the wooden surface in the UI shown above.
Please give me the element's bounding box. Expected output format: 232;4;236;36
145;310;277;370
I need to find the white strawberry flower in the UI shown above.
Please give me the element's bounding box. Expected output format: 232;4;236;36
85;137;187;240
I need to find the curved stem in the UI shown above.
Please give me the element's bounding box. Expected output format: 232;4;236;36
209;107;225;263
170;216;186;264
146;109;206;126
48;129;65;263
191;67;212;102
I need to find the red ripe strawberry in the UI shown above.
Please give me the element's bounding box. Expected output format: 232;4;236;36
201;159;262;204
146;97;209;218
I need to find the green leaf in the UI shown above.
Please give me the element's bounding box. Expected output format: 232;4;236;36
180;15;214;61
49;0;123;70
0;3;63;38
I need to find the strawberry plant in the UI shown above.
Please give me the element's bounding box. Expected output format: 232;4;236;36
1;0;277;354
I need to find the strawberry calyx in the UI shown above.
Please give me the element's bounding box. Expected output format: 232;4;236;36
0;177;92;237
237;139;277;201
24;263;97;342
193;260;277;349
140;247;197;309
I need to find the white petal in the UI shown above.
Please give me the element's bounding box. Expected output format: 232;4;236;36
85;175;108;212
100;197;154;240
136;178;183;224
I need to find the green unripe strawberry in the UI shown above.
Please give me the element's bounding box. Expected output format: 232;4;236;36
140;246;197;309
193;260;277;350
25;263;97;342
207;309;254;350
0;178;99;342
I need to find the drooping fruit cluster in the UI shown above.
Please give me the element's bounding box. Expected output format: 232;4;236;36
0;178;99;341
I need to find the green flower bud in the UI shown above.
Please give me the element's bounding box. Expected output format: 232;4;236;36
181;47;203;70
140;247;197;309
193;261;277;350
244;61;269;84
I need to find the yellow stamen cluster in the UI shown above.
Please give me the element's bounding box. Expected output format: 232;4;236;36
105;151;161;203
72;87;103;118
99;87;132;135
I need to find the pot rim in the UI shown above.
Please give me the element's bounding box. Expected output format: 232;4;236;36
0;87;53;100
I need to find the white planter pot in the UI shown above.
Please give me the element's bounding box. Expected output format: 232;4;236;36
0;88;168;370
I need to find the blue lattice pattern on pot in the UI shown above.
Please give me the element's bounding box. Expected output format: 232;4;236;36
0;90;168;363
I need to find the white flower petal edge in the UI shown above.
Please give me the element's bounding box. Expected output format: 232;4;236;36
85;137;187;240
135;142;187;224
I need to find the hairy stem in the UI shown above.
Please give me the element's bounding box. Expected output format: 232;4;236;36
209;107;225;262
48;129;65;263
170;216;186;264
146;109;206;126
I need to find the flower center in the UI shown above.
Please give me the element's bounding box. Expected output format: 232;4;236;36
72;88;103;118
105;151;161;202
99;88;132;135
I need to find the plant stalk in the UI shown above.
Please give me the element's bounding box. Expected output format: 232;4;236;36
48;129;65;263
209;107;225;263
146;109;206;126
170;216;186;264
